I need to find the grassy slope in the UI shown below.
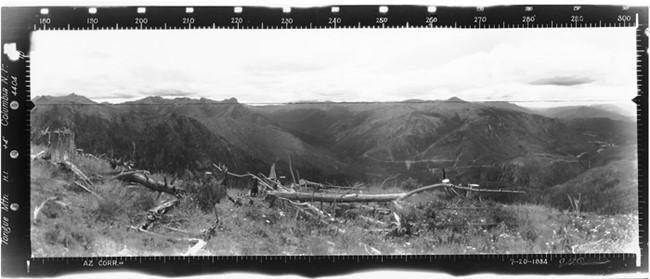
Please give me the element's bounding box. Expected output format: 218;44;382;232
31;147;639;256
543;158;638;215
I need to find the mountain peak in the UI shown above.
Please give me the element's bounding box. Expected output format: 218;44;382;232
446;96;467;103
33;93;97;105
129;96;165;104
222;97;239;104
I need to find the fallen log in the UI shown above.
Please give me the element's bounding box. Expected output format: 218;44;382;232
267;183;525;203
138;199;180;230
283;198;335;222
113;172;181;196
269;190;397;203
299;179;363;190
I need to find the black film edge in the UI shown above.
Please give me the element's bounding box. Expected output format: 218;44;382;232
1;4;648;277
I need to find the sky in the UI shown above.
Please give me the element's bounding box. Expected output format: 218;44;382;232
31;27;637;112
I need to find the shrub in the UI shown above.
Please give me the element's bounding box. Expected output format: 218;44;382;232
43;222;95;254
93;198;122;223
31;160;56;184
491;206;519;228
131;191;158;213
304;237;330;255
400;177;420;191
542;159;637;215
184;175;227;214
69;153;113;177
89;181;136;223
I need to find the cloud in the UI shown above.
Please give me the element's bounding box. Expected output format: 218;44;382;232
141;89;195;97
30;28;635;107
94;92;139;99
529;75;595;86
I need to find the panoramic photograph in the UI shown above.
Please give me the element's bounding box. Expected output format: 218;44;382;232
29;27;639;256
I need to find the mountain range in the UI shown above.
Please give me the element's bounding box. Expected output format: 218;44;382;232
31;94;636;190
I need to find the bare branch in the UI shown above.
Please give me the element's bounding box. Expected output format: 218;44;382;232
288;154;297;184
358;215;389;227
128;226;202;243
279;197;335;221
33;197;60;223
72;181;104;200
62;157;93;186
346;204;392;215
379;174;400;188
299;179;362;190
31;150;46;161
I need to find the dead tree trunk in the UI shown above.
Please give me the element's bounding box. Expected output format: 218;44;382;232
267;183;525;203
113;171;181;196
49;128;76;162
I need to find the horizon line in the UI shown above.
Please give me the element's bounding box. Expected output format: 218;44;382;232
31;93;634;109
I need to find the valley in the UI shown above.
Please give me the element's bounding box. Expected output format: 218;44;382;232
29;93;639;256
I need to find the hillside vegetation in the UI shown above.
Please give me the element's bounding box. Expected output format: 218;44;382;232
32;94;636;188
31;145;638;256
31;95;357;182
30;94;639;256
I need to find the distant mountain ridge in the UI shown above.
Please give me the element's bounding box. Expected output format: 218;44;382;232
32;93;636;188
33;93;97;105
32;94;357;182
533;105;632;122
252;97;635;188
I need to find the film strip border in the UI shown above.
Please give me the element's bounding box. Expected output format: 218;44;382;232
15;5;646;30
1;4;648;277
23;253;642;276
635;6;649;278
